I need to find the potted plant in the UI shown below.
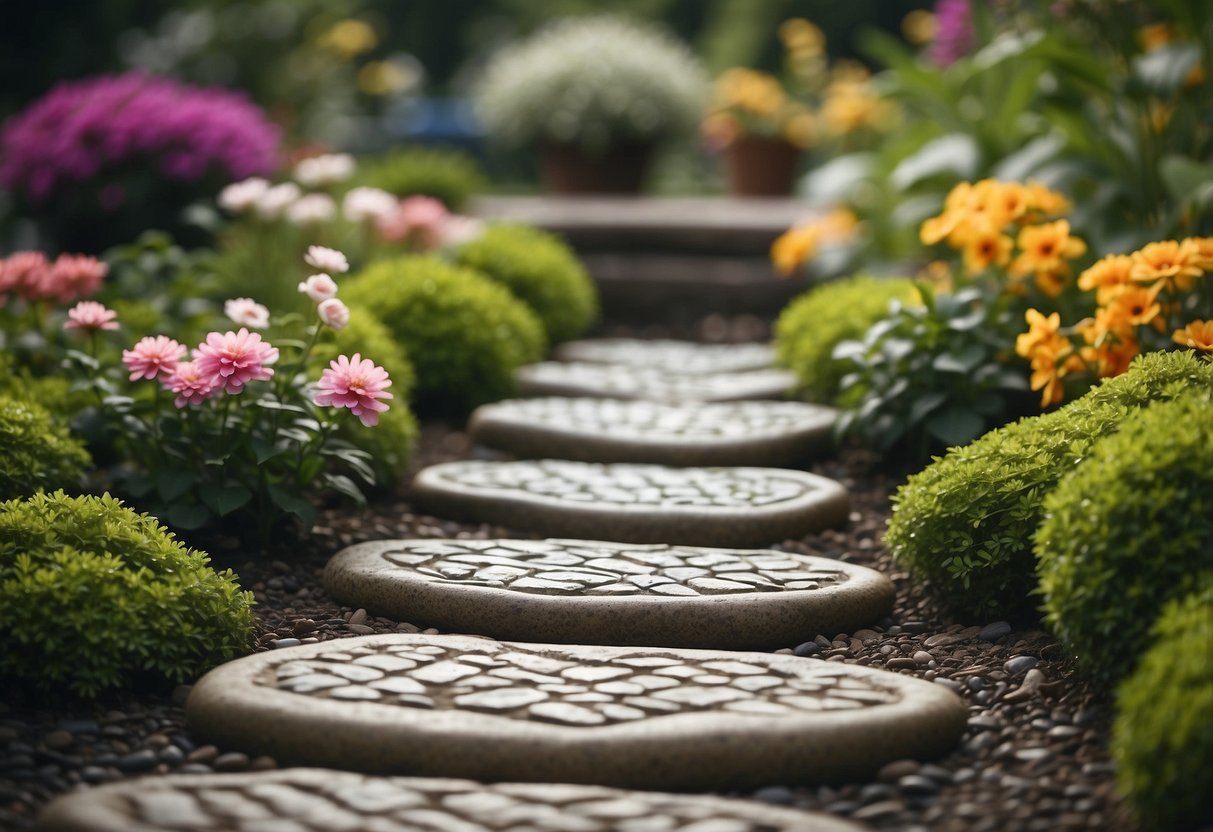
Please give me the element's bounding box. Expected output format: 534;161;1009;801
473;16;707;194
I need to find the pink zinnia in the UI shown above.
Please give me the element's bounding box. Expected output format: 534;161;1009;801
0;251;49;303
298;273;338;303
317;297;350;331
162;361;220;408
192;328;279;393
122;335;187;381
314;353;393;427
377;195;449;249
63;300;119;331
43;254;108;304
224;297;270;329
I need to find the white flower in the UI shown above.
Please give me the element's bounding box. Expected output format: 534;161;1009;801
293;153;356;186
317;298;350;331
285;193;337;225
342;186;397;223
304;245;349;274
439;215;488;248
254;182;302;221
217;178;269;213
298;273;339;303
224;297;271;330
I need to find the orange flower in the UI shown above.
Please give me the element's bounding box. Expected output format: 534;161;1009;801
1016;308;1066;360
1011;220;1086;278
962;225;1013;274
770;224;819;276
1022;181;1071;217
1077;254;1134;305
1104;282;1163;328
1187;237;1213;271
1130;239;1203;293
1172;319;1213;352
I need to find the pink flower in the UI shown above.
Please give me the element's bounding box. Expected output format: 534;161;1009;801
377;195;449;249
304;245;348;273
42;255;108;303
298;273;338;303
122;335;187;381
63;301;119;331
314;353;393;427
224;297;270;329
0;251;48;304
218;177;269;213
317;298;350;330
193;328;279;393
162;361;220;408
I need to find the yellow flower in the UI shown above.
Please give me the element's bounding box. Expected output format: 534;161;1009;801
779;18;825;56
782;111;816;149
1186;237;1213;271
1130;239;1204;293
321;19;377;60
1077;254;1134;305
1173;320;1213;352
1033;270;1069;298
1016;308;1065;360
962;225;1013;274
817;207;860;242
1011;220;1086;278
902;10;936;45
1104;282;1163;328
1022;182;1071;217
771;225;819;277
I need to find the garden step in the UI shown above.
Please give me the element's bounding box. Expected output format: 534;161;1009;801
184;634;967;791
553;338;776;375
469;398;836;467
324;539;892;650
411;460;848;548
36;769;865;832
515;362;797;403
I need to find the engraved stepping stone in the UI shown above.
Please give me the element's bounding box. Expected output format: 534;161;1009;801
515;361;797;403
554;338;777;375
324;539;893;649
412;460;849;547
35;769;867;832
185;634;967;790
470;397;837;467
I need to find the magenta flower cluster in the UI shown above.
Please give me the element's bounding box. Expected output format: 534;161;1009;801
930;0;974;67
0;73;280;205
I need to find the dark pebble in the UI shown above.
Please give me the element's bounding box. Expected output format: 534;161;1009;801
1004;655;1039;676
159;746;185;765
186;745;218;764
80;766;108;783
42;730;73;751
919;764;954;784
898;774;940;795
900;621;930;634
978;621;1012;641
825;801;860;815
877;759;920;783
212;752;250;772
176;763;212;775
752;785;795;805
793;641;821;657
269;638;302;649
347;624;375;635
887;657;918;670
114;749;158;773
57;720;98;736
852;799;905;821
859;783;897;804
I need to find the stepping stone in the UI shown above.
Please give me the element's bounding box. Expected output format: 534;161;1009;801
554;338;776;375
470;397;836;467
185;634;968;790
412;460;849;547
515;361;797;403
325;539;892;650
36;769;867;832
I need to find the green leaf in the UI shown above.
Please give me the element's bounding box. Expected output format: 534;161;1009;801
1159;154;1213;205
322;473;367;506
1132;42;1202;97
267;484;316;529
162;502;211;530
251;438;283;465
926;407;985;447
157;469;196;502
199;483;253;517
933;345;986;374
909;391;948;425
890;133;981;190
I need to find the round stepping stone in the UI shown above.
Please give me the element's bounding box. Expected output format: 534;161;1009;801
515;361;797;403
554;338;776;375
411;460;849;547
35;769;867;832
185;634;967;790
469;397;837;467
324;538;893;650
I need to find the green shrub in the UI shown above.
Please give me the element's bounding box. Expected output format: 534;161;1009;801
453;224;598;344
311;306;419;484
355;146;486;211
1036;395;1213;681
0;491;254;698
0;396;90;500
0;354;76;417
886;350;1213;618
342;256;546;411
1112;588;1213;831
775;275;917;401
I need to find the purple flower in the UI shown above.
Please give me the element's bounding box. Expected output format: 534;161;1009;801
930;0;974;67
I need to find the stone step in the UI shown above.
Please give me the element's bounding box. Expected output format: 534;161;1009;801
553;339;777;375
469;398;836;467
411;460;848;548
37;768;866;831
324;539;892;650
185;635;967;791
514;362;797;403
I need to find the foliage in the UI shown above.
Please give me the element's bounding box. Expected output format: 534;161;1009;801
355;146;486;211
0;396;90;501
452;224;598;344
1035;394;1213;682
342;256;546;412
774;274;917;401
885;350;1213;618
473;15;708;156
1112;587;1213;832
0;491;254;698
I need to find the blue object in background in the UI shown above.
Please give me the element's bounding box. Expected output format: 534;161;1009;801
383;97;485;156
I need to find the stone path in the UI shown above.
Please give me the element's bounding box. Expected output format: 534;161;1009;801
37;769;867;832
553;339;776;374
184;635;967;791
412;460;848;547
324;539;893;649
515;362;797;403
469;398;836;467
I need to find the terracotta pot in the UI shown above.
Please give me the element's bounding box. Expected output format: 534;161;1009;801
540;141;655;195
726;135;803;197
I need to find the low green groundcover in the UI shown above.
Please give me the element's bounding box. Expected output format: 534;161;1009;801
0;394;90;501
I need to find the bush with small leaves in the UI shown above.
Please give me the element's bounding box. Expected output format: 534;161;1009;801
342;256;546;412
453;224;598;344
0;396;90;500
0;491;254;698
355;146;486;211
886;351;1213;619
1112;588;1213;831
1036;395;1213;682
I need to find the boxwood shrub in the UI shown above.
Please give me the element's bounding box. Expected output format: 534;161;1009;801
0;491;254;698
0;395;90;500
886;350;1213;618
342;256;546;412
1112;588;1213;831
1036;394;1213;682
354;146;486;211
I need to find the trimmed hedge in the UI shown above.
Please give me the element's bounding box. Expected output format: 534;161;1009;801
0;395;90;500
354;146;486;211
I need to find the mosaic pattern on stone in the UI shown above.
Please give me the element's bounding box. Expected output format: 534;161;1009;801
554;338;776;375
36;770;865;832
515;361;796;403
